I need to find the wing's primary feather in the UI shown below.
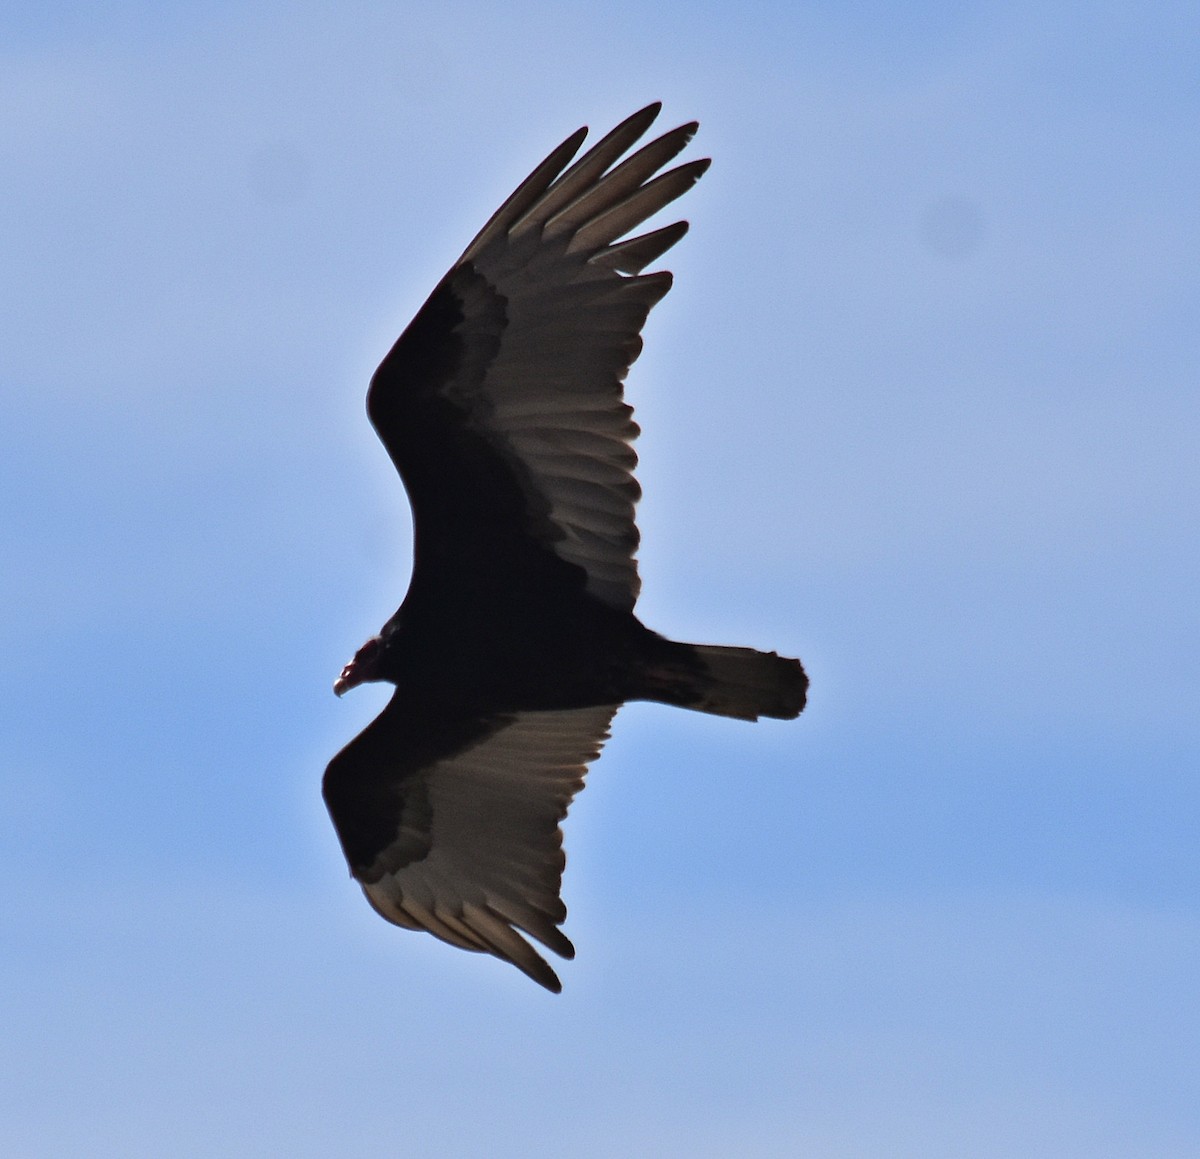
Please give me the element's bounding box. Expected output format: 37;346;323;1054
475;104;665;257
367;103;709;613
323;702;619;992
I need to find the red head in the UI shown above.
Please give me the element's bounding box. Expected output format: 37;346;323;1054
333;636;384;696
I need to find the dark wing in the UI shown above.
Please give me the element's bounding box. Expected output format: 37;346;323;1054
367;103;709;612
323;700;619;992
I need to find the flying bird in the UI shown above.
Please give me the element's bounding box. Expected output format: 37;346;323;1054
324;104;807;992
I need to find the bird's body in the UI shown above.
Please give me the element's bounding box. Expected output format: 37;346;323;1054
324;105;807;991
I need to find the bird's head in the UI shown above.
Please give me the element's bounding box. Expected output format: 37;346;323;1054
333;635;384;697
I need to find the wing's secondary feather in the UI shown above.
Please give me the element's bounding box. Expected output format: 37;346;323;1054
324;702;619;992
367;103;708;613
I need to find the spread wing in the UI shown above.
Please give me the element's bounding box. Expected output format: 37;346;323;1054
367;103;709;612
322;701;619;992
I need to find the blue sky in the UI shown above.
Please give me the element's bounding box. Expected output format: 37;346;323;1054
3;2;1198;1155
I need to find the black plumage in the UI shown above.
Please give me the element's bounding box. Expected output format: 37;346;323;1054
323;104;807;992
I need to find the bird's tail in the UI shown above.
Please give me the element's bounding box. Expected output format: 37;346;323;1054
644;643;808;721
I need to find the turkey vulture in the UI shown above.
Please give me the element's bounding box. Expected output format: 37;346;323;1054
324;104;807;992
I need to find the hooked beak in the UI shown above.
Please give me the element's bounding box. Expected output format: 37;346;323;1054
333;662;358;697
334;636;382;697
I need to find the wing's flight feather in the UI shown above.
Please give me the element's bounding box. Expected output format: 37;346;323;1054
590;221;690;273
367;103;707;613
503;103;666;244
570;160;711;254
456;127;589;265
323;702;619;992
541;121;698;240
